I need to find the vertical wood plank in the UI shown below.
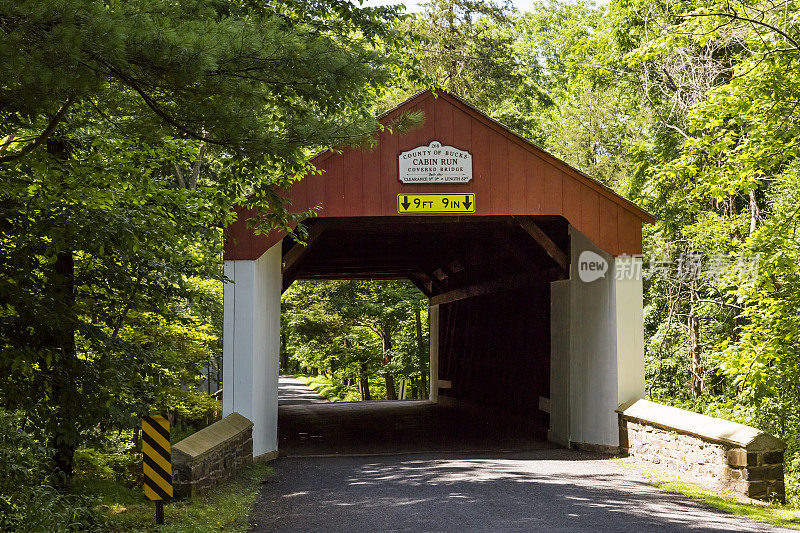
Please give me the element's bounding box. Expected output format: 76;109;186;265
380;127;400;215
287;173;309;215
306;158;327;215
525;152;544;214
489;131;509;212
561;175;582;228
617;207;643;255
471;119;491;214
398;102;426;153
507;142;527;214
433;95;455;146
599;196;620;256
324;152;345;216
361;145;381;215
580;184;600;244
343;147;363;216
452;104;472;153
542;164;563;214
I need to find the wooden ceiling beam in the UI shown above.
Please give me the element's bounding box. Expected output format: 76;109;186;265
512;215;569;273
281;219;331;292
429;273;540;307
406;271;434;297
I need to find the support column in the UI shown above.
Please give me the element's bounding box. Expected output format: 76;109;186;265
567;228;619;449
222;243;282;458
429;304;439;403
614;256;645;406
548;280;570;447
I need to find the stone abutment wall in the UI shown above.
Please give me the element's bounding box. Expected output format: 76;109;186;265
617;399;785;502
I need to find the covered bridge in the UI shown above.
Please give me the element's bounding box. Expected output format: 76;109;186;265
223;90;653;458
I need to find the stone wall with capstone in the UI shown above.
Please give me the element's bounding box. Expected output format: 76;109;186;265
171;412;254;498
617;399;785;503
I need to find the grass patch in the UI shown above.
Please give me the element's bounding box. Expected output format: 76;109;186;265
618;459;800;530
73;461;271;532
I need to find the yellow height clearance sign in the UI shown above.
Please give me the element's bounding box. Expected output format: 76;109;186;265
141;415;173;500
397;193;475;214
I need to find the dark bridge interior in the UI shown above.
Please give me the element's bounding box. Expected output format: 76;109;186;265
279;215;571;454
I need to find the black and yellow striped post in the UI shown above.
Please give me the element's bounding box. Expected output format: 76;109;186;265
141;415;172;524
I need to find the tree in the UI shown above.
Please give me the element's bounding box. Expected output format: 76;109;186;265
282;280;429;401
0;0;410;478
613;0;800;412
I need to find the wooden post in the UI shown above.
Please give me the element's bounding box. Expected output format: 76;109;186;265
155;501;164;525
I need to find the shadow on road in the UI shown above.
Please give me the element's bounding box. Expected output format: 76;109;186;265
250;450;790;532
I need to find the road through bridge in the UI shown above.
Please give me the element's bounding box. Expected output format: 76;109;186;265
249;377;793;532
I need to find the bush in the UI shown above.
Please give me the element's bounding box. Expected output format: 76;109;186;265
0;408;103;532
74;433;141;488
167;390;223;443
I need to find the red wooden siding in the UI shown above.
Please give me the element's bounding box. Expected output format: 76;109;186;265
224;90;653;260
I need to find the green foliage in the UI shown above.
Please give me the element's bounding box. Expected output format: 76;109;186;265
74;434;142;488
282;280;429;400
72;458;272;532
296;373;388;402
0;408;103;532
0;0;412;477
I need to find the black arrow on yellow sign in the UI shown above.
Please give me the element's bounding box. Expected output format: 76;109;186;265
463;195;472;210
401;196;411;210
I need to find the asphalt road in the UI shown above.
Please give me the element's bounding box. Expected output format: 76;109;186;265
251;450;793;532
254;377;792;532
278;375;329;406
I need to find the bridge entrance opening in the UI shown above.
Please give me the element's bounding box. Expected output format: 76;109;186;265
275;215;567;455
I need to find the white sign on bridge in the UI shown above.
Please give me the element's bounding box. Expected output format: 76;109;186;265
398;141;473;184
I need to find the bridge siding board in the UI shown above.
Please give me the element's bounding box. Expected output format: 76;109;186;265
324;149;344;216
362;144;381;215
542;165;563;215
308;158;326;214
508;142;527;214
343;147;363;216
561;174;582;230
580;183;600;246
224;90;650;260
618;207;643;258
525;152;544;215
599;196;620;256
470;118;492;215
489;129;509;213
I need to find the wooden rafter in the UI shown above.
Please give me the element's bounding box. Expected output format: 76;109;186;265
512;216;569;273
429;273;537;306
406;271;434;297
281;219;331;292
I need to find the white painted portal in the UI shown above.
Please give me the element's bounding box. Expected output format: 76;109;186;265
222;243;282;458
548;226;645;449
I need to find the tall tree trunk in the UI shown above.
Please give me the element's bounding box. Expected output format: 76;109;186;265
51;250;77;481
280;334;288;372
383;333;397;400
749;189;760;235
415;306;428;399
47;138;78;481
359;362;371;401
688;277;703;399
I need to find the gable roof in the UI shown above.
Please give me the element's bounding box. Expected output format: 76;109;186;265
225;89;653;260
